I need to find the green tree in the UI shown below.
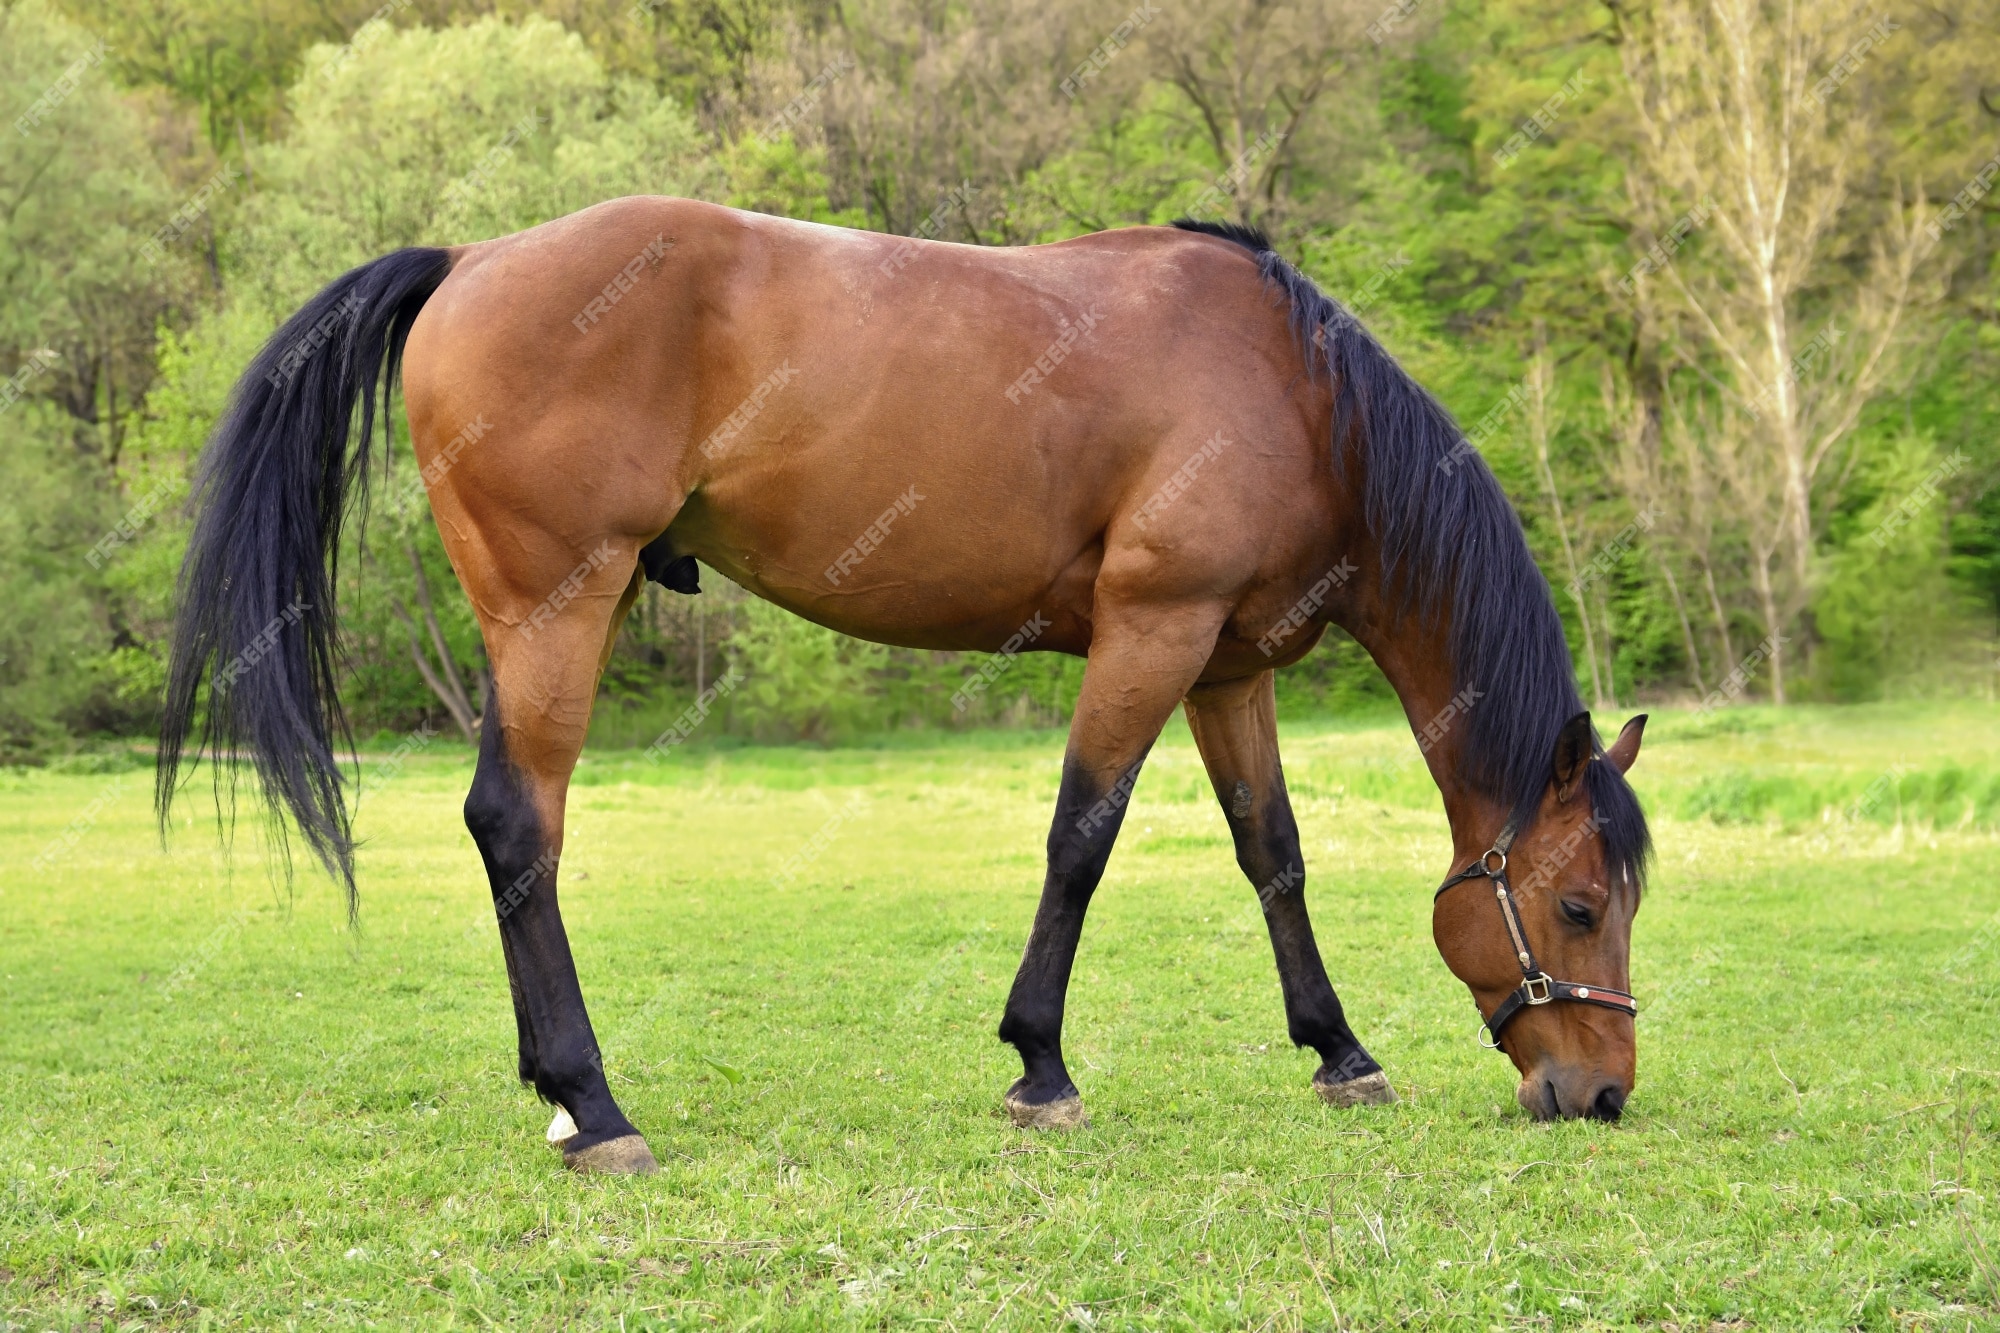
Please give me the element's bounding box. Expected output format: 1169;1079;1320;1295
3;0;202;474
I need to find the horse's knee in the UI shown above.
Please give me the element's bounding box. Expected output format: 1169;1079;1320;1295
1236;777;1303;881
463;767;508;845
1046;759;1131;886
464;738;542;874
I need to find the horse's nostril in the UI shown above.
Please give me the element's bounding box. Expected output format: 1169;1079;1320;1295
1590;1084;1627;1121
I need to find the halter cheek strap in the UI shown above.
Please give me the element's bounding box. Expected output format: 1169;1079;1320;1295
1435;817;1638;1050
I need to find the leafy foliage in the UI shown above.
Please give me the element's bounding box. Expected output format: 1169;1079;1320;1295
2;0;1994;756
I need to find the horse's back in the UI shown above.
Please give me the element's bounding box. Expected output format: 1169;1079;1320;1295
403;197;1336;658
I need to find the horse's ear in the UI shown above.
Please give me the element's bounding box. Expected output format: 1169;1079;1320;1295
1553;711;1594;802
1606;714;1647;775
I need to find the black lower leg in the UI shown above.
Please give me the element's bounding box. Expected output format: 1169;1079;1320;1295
497;927;536;1085
997;752;1143;1104
1262;894;1380;1082
1234;796;1380;1082
1186;675;1391;1095
464;711;637;1150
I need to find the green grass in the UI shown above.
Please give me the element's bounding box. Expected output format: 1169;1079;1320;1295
3;702;1998;1330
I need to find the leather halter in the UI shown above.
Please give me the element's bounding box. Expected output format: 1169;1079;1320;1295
1435;816;1638;1050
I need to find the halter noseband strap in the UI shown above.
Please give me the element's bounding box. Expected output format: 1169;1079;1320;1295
1435;817;1638;1050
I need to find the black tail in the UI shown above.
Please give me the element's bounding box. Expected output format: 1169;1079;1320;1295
157;248;454;905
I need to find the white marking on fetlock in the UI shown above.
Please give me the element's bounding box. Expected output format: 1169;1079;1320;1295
546;1106;578;1145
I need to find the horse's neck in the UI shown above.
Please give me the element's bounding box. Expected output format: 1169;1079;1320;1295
1332;598;1507;853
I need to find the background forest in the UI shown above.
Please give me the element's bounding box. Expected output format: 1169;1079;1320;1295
3;0;1996;760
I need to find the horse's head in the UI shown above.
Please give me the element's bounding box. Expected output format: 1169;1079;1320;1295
1433;712;1647;1121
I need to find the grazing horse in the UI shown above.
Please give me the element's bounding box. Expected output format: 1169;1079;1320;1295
159;198;1651;1175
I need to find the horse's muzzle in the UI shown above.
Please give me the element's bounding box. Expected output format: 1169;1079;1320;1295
1517;1070;1630;1121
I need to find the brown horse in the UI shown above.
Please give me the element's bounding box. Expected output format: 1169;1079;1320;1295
159;197;1650;1175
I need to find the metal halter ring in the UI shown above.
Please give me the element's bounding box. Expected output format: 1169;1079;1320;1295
1522;973;1555;1005
1481;848;1507;875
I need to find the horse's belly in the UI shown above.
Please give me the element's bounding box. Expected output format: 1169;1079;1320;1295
665;465;1105;656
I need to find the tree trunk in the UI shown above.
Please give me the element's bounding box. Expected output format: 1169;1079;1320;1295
1527;342;1611;709
1749;545;1787;706
390;598;479;743
1700;556;1736;674
392;538;482;741
1657;555;1706;694
1592;586;1619;707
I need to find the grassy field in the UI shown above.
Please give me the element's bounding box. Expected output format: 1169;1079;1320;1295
2;702;1997;1330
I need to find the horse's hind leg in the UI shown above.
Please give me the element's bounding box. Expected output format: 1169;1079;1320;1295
1183;673;1398;1107
461;540;658;1173
998;599;1228;1128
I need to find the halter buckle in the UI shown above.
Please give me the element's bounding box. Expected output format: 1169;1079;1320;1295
1522;974;1555;1005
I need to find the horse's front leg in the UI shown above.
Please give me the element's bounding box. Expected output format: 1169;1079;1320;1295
998;599;1228;1128
1183;672;1397;1106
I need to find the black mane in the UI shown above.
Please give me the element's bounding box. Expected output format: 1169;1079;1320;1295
1172;218;1650;888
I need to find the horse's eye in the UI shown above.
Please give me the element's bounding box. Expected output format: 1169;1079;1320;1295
1560;901;1595;929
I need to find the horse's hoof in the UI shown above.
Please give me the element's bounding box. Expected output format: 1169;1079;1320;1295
1005;1086;1089;1130
1315;1070;1399;1108
563;1133;660;1175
